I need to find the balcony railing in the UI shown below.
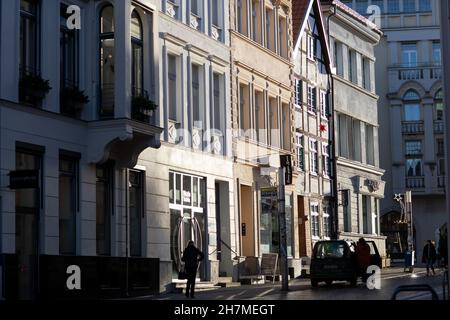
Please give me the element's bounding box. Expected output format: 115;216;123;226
438;176;446;188
402;121;424;135
166;1;178;19
192;126;203;151
434;120;444;134
190;12;201;31
388;63;442;81
406;176;425;189
211;24;222;41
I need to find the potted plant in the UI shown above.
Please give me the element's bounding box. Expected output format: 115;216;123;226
132;94;157;123
60;86;90;116
19;74;51;103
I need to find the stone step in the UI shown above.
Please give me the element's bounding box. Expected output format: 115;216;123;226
217;282;241;288
217;277;233;284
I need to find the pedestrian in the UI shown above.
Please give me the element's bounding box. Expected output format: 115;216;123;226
422;240;437;276
355;238;371;283
181;240;204;299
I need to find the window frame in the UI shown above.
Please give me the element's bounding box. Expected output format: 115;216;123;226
310;203;320;239
310;139;318;175
131;10;144;97
296;133;305;171
307;85;317;114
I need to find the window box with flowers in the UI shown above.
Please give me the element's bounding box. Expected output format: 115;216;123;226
132;93;157;123
19;74;52;106
60;87;89;117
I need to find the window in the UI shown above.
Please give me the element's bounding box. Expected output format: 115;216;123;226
320;91;329;119
387;0;400;13
348;49;356;83
190;0;202;31
168;55;180;122
307;86;317;113
402;43;417;67
438;158;446;176
282;103;290;151
365;124;375;165
269;97;279;147
405;140;422;155
371;0;384;13
374;199;379;235
403;90;420;121
403;0;416;13
60;4;79;90
96;162;113;256
59;154;78;255
239;83;251;132
237;0;249;36
212;73;223;132
296;133;305;170
352;119;362;162
310;140;318;174
322;144;331;177
129;170;144;257
251;0;262;44
294;79;302;106
311;204;320;238
255;90;266;143
278;15;288;58
419;0;431;12
355;0;368;14
437;139;445;155
285;194;293;257
307;35;315;60
433;41;441;65
342;190;351;232
362;58;371;91
131;11;143;97
406;158;422;177
323;205;331;239
99;5;115;118
338;114;362;162
191;0;200;15
362;195;370;234
266;7;276;52
334;40;343;77
20;0;39;77
435;89;444;120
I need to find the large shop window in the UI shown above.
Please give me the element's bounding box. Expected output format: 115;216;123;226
169;172;206;279
20;0;39;77
99;5;115;118
96;162;114;256
59;154;79;256
129;170;144;257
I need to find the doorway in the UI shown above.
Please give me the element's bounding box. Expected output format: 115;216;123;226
15;148;42;299
297;196;308;257
240;184;255;257
216;181;232;277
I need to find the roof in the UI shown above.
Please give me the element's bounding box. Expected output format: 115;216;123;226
292;0;311;46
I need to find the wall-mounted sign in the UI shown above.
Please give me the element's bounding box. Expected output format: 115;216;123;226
8;170;39;189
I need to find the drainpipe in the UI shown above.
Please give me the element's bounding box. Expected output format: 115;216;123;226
326;2;339;240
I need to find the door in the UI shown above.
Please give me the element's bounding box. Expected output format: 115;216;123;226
240;184;255;257
15;149;41;300
297;196;308;257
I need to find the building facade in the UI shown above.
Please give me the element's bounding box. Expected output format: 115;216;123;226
322;1;387;255
230;0;302;277
292;0;334;258
364;0;445;261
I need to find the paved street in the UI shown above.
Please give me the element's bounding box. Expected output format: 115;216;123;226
150;267;448;301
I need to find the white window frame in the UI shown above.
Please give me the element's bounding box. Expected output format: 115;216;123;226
310;203;320;240
307;85;316;114
295;79;302;107
307;34;315;60
322;143;330;178
320;90;328;120
296;133;304;171
310;139;318;175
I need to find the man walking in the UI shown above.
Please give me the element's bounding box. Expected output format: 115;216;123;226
181;240;204;299
422;240;437;276
355;238;371;283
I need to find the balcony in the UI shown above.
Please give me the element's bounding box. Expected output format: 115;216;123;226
388;63;442;81
434;120;444;134
406;176;425;189
402;121;424;135
438;176;446;188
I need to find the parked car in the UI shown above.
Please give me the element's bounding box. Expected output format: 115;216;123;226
310;240;382;287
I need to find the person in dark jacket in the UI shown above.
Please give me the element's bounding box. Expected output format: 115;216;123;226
422;240;437;276
355;238;371;283
181;240;204;298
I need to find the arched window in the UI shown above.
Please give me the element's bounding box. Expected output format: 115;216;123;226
435;89;444;121
403;89;420;121
131;11;143;97
99;4;115;118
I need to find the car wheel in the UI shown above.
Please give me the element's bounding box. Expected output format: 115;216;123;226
349;278;357;287
311;279;319;288
325;280;333;286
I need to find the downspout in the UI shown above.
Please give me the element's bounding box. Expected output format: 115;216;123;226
326;2;338;240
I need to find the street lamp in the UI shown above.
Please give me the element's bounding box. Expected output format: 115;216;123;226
394;191;414;272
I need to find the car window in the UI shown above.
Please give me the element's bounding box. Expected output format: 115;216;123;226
315;242;346;259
